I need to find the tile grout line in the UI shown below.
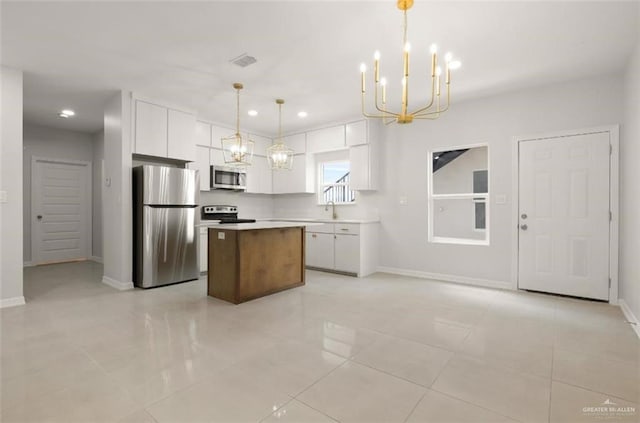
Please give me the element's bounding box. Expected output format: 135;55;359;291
429;386;526;423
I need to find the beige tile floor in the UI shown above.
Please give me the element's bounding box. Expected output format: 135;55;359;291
1;261;638;423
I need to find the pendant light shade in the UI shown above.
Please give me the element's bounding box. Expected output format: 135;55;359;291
222;83;254;166
267;99;294;170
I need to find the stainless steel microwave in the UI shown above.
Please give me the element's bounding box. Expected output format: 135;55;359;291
210;165;246;190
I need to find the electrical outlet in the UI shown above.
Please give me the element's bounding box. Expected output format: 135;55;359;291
218;232;225;240
399;196;408;205
0;191;7;203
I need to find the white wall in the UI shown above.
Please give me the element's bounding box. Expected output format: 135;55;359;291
102;91;133;289
0;66;24;307
274;74;624;286
620;8;640;320
92;130;104;259
22;124;95;263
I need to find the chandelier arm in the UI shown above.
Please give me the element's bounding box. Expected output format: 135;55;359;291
362;92;400;118
409;75;437;115
373;82;395;115
415;84;450;117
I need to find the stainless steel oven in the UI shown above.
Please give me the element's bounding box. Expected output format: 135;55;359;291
211;165;246;190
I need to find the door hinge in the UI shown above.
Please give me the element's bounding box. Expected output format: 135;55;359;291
609;278;611;288
609;211;612;221
610;144;613;155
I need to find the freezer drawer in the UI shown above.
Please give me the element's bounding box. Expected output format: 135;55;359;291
134;206;199;288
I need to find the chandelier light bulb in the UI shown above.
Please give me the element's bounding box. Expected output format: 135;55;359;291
404;42;411;53
430;43;438;54
360;63;367;73
435;66;442;76
374;51;381;60
445;52;453;63
380;77;387;86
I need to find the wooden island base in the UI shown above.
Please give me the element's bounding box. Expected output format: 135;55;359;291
207;226;305;304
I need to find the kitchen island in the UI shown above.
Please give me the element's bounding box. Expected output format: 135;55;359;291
207;222;309;304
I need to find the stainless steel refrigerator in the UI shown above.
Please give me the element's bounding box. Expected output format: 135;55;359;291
133;165;199;288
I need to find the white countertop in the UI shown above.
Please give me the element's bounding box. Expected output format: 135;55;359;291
199;221;322;230
263;217;380;224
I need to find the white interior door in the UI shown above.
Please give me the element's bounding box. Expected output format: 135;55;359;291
32;159;91;265
518;132;610;300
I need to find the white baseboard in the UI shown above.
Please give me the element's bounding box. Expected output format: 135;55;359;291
102;276;134;290
619;299;640;339
0;296;26;308
23;261;34;267
377;266;512;290
90;256;103;264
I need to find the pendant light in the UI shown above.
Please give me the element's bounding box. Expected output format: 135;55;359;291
221;83;254;166
267;99;294;170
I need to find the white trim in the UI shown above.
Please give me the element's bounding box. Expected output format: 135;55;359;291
377;266;511;290
23;261;34;267
31;156;92;266
0;296;26;308
619;299;640;339
101;276;134;290
90;256;103;264
511;125;620;304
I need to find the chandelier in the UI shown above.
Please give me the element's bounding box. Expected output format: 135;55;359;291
221;83;254;166
267;99;294;170
360;0;461;124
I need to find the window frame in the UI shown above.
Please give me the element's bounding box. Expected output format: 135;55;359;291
427;143;490;246
317;159;356;205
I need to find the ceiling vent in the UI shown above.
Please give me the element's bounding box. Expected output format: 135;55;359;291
230;53;257;68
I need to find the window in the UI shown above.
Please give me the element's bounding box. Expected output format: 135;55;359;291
428;145;489;245
319;160;355;204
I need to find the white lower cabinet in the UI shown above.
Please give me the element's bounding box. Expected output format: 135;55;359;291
304;222;377;277
334;234;360;273
305;232;334;269
199;227;208;273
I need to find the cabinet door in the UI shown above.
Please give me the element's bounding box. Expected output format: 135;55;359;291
134;100;168;157
168;109;196;161
245;156;261;193
210;148;225;166
189;146;211;191
349;144;370;190
211;125;228;150
199;229;208;272
251;134;271;157
334;234;360;274
305;232;334;269
283;133;306;154
346;120;367;146
195;121;212;147
272;154;313;194
306;125;345;153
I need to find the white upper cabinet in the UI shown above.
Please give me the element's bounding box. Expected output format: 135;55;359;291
346;120;367;146
282;133;306;154
195;121;212;147
251;134;272;157
245;156;272;194
134;100;168;158
189;145;211;191
211;125;228;150
167;109;196;162
210;148;225;166
133;97;196;161
306;125;345;153
272;154;315;194
350;143;379;191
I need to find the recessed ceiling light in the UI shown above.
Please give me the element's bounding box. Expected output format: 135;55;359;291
297;111;308;118
58;109;75;118
58;113;69;118
247;110;258;117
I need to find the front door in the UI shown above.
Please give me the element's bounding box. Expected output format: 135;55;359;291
518;132;610;300
32;159;90;264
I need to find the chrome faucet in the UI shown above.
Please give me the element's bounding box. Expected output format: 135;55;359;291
325;201;337;220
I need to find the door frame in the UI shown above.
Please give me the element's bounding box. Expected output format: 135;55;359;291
31;156;93;265
510;125;619;304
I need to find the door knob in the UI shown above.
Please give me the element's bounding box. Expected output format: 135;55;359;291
521;213;528;219
520;224;528;230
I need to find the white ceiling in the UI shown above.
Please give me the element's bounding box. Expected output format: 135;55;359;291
2;1;638;136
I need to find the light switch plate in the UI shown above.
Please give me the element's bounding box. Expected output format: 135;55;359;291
0;190;7;203
218;232;225;240
399;196;408;205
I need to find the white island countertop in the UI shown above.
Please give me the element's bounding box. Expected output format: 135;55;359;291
263;217;380;224
200;221;322;231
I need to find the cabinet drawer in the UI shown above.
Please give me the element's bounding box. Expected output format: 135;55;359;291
305;223;335;234
334;223;359;235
